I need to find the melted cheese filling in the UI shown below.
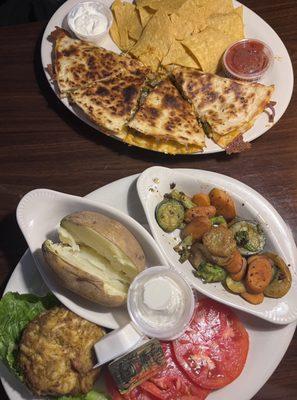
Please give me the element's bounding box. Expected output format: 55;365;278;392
124;129;203;154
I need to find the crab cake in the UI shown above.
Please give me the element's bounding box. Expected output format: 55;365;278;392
18;307;105;396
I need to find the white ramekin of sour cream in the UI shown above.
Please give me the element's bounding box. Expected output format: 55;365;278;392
67;1;113;45
128;266;195;340
93;266;195;367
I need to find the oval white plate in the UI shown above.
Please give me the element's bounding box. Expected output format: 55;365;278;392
41;0;293;154
1;173;296;400
16;188;167;329
137;166;297;324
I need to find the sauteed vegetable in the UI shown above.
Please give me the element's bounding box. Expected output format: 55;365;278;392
156;187;292;304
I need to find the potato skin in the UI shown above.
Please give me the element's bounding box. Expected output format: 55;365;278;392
61;211;146;274
42;243;126;307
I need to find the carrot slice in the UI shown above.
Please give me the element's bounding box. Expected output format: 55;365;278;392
209;188;236;221
230;258;247;281
225;250;243;274
246;257;273;294
185;206;216;222
181;216;212;241
241;292;264;305
192;193;211;207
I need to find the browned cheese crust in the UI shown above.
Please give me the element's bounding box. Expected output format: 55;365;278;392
172;66;274;148
127;78;205;148
68;73;147;137
52;27;149;94
18;307;105;396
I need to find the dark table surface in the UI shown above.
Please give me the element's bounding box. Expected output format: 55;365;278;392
0;0;297;398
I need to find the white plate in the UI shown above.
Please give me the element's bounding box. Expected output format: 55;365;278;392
1;171;296;400
41;0;293;154
16;188;166;329
137;166;297;324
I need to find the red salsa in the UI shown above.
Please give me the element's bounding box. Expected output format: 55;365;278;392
223;39;273;81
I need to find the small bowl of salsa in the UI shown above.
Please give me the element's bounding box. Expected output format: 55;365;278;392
222;38;274;81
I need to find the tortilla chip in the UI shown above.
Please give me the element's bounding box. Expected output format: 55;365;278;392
109;20;121;48
162;41;199;69
111;0;140;50
136;0;187;14
235;5;244;19
129;9;174;71
182;27;234;73
135;0;162;10
198;0;234;18
138;6;154;27
207;12;244;42
170;0;207;40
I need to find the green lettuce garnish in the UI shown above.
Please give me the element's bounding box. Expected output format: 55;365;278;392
0;292;110;400
0;292;59;380
58;390;110;400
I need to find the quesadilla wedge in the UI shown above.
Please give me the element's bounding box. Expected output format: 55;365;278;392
51;27;149;95
68;71;147;138
172;66;274;148
126;78;205;154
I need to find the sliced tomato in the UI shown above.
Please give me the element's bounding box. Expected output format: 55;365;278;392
140;342;210;400
173;298;249;390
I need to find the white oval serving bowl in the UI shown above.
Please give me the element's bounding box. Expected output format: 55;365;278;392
16;188;167;329
137;166;297;324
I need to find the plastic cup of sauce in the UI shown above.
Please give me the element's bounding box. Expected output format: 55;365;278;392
94;266;195;366
128;266;195;341
67;1;113;45
223;38;274;81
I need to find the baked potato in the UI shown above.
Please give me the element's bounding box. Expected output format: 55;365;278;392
42;211;146;307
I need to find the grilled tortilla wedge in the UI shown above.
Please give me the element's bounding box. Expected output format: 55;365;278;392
51;27;149;95
68;71;147;138
126;79;205;154
172;66;274;148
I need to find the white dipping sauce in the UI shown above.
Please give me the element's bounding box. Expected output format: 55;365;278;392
70;3;108;36
128;267;195;340
143;277;173;310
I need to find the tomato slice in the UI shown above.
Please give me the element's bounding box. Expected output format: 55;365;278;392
140;342;210;400
173;298;249;390
104;369;156;400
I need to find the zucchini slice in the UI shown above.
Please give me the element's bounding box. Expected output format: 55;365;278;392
263;253;292;298
225;276;246;294
229;219;265;255
155;199;185;232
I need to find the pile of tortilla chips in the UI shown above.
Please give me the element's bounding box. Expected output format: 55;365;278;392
110;0;244;73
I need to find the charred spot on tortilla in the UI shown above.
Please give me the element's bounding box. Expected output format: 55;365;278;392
172;66;274;149
127;78;205;153
68;71;147;138
51;27;149;94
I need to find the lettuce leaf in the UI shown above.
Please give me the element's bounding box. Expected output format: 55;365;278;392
0;291;59;380
58;390;110;400
0;292;110;400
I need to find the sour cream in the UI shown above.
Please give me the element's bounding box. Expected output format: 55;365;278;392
68;2;112;44
72;4;107;36
128;267;195;340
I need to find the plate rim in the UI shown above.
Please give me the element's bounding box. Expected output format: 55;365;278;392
1;170;296;400
40;0;294;155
